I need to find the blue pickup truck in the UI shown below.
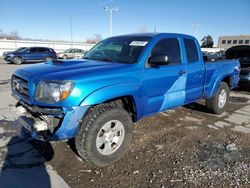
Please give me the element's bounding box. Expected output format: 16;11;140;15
11;33;240;167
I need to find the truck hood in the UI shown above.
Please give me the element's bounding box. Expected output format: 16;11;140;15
16;59;136;81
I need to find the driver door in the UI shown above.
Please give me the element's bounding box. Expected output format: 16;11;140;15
143;37;187;115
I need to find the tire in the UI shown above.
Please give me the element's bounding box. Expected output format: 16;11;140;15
206;82;230;114
12;57;22;64
63;55;67;59
45;56;53;62
75;104;134;167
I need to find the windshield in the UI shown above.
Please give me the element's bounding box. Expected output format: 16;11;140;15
83;36;151;64
64;49;71;53
16;47;26;52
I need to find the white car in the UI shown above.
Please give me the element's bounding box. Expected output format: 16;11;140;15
57;48;85;59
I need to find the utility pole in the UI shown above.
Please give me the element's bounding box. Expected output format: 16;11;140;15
154;26;157;33
70;15;73;47
192;24;201;39
104;5;118;36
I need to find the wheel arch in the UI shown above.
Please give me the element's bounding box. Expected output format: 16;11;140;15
80;83;143;122
104;95;137;122
207;75;232;98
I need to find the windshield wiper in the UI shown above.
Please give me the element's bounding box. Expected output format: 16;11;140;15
83;57;115;62
99;58;113;62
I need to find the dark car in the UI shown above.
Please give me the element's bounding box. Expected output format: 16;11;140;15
226;45;250;89
3;47;27;59
4;47;57;64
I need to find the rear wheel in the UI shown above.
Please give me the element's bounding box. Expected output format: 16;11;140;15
75;104;134;167
12;57;22;64
45;56;53;62
206;82;230;114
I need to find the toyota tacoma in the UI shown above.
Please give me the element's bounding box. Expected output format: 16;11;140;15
11;33;240;167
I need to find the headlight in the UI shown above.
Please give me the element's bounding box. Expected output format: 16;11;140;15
9;54;14;57
35;80;74;103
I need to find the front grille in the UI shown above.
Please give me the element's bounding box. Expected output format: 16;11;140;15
11;75;29;97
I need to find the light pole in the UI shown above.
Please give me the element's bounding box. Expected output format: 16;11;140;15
192;24;201;39
154;26;157;33
70;15;73;47
104;5;118;36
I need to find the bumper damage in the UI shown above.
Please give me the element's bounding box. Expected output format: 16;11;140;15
10;102;89;141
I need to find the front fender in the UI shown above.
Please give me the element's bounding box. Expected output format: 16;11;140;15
80;83;144;120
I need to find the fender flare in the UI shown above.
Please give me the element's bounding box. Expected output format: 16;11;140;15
207;74;231;98
79;83;144;119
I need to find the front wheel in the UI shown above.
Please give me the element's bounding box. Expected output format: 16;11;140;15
206;82;230;114
75;104;134;167
63;55;67;59
12;57;22;64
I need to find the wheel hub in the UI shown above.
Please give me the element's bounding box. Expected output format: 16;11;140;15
218;89;227;108
96;120;125;155
104;131;116;142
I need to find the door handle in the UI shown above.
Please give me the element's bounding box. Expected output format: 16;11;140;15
179;70;187;76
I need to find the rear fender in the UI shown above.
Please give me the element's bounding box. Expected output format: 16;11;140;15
207;74;235;98
205;63;240;99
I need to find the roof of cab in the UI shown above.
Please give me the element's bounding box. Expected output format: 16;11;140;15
111;33;195;39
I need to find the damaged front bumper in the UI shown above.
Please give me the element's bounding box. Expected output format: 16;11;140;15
10;102;89;141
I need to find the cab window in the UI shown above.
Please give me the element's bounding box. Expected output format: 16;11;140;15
150;38;181;64
184;39;199;63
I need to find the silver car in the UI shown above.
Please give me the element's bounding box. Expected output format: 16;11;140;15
57;48;85;59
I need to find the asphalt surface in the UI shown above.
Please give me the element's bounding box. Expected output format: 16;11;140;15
0;60;70;187
0;60;249;187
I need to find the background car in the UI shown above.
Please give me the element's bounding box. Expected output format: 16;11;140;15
57;48;85;59
202;51;225;62
2;47;27;59
4;47;57;64
225;45;250;90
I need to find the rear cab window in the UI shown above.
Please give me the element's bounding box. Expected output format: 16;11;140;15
184;38;199;63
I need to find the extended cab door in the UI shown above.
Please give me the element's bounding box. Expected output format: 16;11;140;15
144;37;187;115
183;38;205;103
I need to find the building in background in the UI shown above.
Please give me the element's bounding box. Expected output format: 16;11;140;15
218;35;250;49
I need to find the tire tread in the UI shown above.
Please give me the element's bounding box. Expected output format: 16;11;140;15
75;103;128;166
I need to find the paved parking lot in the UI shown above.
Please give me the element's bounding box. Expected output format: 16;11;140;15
0;60;249;187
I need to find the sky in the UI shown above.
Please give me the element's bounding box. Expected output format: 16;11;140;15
0;0;250;44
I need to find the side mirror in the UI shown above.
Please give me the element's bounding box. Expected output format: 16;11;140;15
148;55;169;66
25;50;30;54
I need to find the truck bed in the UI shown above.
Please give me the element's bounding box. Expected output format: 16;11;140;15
203;59;240;98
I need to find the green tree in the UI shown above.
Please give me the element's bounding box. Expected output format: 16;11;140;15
201;35;214;48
